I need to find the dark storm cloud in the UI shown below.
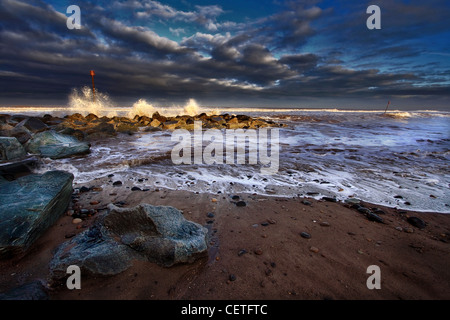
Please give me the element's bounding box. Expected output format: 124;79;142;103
0;0;449;107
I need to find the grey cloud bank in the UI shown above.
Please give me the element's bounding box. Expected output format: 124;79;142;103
0;0;449;110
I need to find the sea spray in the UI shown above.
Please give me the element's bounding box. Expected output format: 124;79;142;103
127;98;202;117
183;98;199;116
68;86;116;117
128;99;156;118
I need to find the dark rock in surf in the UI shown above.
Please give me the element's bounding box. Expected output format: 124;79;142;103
235;201;247;207
25;131;90;159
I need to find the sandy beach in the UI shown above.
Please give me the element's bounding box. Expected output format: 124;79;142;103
1;179;449;300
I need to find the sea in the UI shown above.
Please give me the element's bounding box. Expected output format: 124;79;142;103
1;102;449;213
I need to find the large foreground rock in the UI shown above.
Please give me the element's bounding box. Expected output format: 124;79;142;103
50;203;208;279
0;171;74;259
25;130;90;159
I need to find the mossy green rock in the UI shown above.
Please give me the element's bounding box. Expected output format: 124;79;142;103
25;130;90;159
0;136;27;161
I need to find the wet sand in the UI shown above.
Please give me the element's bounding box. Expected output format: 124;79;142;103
0;180;449;300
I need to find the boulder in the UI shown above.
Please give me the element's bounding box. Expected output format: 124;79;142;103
85;113;99;122
162;120;180;130
49;223;139;279
152;112;167;123
15;117;48;133
64;113;85;122
104;204;208;267
25;130;90;159
226;122;248;129
41;114;64;126
0;171;74;259
85;122;116;137
0;137;27;161
50;203;208;279
8;125;32;144
149;118;161;128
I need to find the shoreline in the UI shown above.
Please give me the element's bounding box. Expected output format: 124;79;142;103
1;111;449;300
1;185;449;300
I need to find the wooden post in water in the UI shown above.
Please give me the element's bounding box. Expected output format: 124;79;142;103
384;100;390;114
90;70;96;103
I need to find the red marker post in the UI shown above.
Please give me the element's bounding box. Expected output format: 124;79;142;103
384;100;390;114
90;70;96;103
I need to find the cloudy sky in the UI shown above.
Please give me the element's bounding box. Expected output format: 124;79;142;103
1;0;449;109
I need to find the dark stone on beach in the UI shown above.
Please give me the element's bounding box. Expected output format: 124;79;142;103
407;216;426;229
85;113;99;122
41;114;63;126
0;137;27;161
0;171;73;259
87;122;116;137
162;120;180;130
57;127;85;141
231;195;240;200
25;131;90;159
131;186;141;191
79;186;90;193
345;198;361;205
210;116;224;123
238;249;247;256
394;195;403;199
16;117;48;133
113;181;122;186
322;196;337;202
0;280;49;300
236;115;251;122
300;232;311;239
0;155;38;175
235;201;247;207
371;208;386;215
306;192;319;196
50;223;136;278
229;274;236;282
207;212;215;218
50;204;208;278
357;207;372;215
152;112;167;123
0;125;32;144
301;200;312;206
367;212;384;223
65;113;85;121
